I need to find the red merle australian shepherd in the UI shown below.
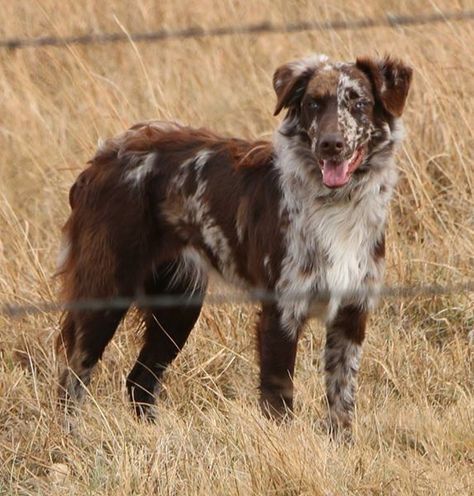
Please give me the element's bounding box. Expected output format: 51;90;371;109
57;54;412;434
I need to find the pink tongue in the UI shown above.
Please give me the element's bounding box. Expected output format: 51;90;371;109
322;160;350;188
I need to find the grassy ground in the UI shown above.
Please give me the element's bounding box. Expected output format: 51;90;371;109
0;1;473;494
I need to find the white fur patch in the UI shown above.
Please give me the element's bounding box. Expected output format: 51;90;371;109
124;152;156;186
169;247;209;294
166;150;245;288
288;54;329;76
390;118;405;145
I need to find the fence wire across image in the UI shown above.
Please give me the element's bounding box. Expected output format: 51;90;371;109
2;8;473;320
1;9;474;50
2;281;474;319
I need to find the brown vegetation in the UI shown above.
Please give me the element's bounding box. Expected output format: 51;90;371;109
0;1;473;494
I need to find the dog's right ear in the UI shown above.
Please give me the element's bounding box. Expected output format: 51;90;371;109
273;62;316;116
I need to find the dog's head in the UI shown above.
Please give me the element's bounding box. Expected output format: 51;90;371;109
273;54;412;189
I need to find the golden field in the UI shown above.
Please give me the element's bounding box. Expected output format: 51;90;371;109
0;1;473;494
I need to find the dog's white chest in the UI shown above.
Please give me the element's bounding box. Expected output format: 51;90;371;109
277;186;388;331
317;199;380;292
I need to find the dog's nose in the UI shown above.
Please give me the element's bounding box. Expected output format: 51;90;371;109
319;134;344;156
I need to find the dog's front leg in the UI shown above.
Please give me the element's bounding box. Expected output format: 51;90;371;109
257;303;302;420
324;304;367;434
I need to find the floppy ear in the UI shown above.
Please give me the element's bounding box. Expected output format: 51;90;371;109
356;56;413;117
272;63;315;116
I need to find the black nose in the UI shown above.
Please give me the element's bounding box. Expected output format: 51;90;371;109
319;134;344;156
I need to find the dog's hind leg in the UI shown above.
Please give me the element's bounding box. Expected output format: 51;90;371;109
57;305;129;418
56;227;136;418
127;260;207;419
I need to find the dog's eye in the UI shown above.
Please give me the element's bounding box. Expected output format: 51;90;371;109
307;99;320;111
355;100;368;110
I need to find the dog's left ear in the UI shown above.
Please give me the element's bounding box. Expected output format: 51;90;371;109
356;56;413;117
272;63;315;116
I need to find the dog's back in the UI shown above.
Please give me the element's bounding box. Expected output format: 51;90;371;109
58;121;280;301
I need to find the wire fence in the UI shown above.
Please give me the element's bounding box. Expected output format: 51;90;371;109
1;281;473;319
1;8;473;318
1;9;473;50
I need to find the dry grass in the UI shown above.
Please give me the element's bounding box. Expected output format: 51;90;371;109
1;1;473;494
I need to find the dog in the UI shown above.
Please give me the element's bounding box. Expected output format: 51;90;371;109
57;54;412;433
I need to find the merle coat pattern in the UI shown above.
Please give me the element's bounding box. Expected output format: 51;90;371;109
57;54;412;433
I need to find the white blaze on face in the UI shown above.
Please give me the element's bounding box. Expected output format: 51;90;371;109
316;71;372;188
336;73;365;152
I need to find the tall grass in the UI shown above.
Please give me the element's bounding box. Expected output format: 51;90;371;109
0;1;473;494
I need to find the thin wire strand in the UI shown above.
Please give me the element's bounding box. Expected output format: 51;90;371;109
1;9;473;317
1;10;473;50
1;281;473;318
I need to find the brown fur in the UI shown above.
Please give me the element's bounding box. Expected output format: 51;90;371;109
56;55;412;433
306;69;340;98
356;56;413;117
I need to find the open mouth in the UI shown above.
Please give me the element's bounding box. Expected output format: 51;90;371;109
319;147;365;189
